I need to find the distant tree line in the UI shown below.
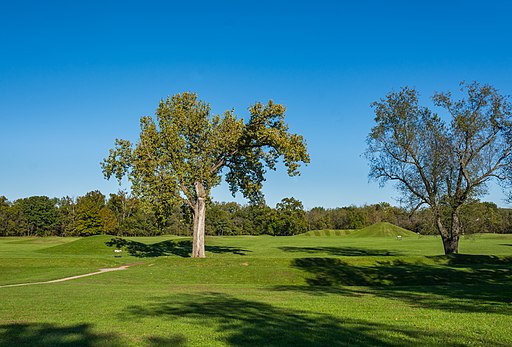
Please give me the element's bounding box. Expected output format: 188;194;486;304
0;192;510;236
306;202;512;235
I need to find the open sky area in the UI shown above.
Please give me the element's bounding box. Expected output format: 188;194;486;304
1;0;511;209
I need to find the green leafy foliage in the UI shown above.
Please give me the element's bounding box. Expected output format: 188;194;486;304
75;191;106;236
101;92;310;257
271;197;308;235
1;194;512;236
11;196;58;236
102;92;309;209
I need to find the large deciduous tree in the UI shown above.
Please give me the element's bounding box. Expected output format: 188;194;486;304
366;82;512;254
102;92;309;257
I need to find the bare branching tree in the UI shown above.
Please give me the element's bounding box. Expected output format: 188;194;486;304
366;82;512;254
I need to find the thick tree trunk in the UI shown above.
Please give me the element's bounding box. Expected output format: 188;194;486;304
436;207;461;255
192;182;206;258
445;208;461;254
442;234;459;254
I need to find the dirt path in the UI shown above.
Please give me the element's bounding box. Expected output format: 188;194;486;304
0;263;143;288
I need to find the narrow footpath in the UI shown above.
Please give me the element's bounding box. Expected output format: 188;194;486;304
0;263;142;288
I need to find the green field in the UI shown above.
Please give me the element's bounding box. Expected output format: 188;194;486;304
1;229;512;346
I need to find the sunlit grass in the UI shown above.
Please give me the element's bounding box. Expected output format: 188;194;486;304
1;232;511;346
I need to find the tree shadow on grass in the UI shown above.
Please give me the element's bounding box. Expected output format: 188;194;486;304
0;322;186;347
106;238;250;258
122;292;506;346
274;255;512;314
279;246;400;256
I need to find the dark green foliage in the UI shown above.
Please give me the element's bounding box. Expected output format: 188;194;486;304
1;193;511;236
305;203;409;231
75;191;107;236
234;204;274;235
56;196;77;236
0;196;13;236
271;197;308;235
12;196;58;236
304;202;512;235
460;201;504;234
206;202;243;236
205;198;308;236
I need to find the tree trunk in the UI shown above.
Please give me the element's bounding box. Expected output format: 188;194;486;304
438;207;461;255
434;208;459;255
192;182;206;258
442;234;459;254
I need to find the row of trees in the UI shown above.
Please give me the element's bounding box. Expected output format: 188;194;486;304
0;192;159;237
307;201;512;235
1;192;510;237
0;192;308;237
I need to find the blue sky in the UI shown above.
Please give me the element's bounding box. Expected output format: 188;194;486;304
1;1;511;209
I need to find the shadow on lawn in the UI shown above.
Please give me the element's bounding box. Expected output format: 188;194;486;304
0;322;186;347
106;237;249;258
279;246;400;256
275;255;512;314
123;292;505;346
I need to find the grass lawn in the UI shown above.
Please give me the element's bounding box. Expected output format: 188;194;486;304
0;232;511;346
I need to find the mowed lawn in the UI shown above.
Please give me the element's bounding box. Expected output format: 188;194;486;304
0;232;511;346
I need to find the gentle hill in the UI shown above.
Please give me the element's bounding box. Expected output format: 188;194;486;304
299;229;354;237
38;235;117;256
349;222;417;238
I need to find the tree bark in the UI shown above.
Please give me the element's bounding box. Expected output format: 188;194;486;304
192;182;206;258
434;208;460;255
439;207;461;255
442;234;459;254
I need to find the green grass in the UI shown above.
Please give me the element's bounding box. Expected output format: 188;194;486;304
349;222;418;237
299;229;354;236
1;231;512;346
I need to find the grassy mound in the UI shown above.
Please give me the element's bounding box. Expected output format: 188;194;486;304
38;235;116;256
299;229;354;237
349;222;417;238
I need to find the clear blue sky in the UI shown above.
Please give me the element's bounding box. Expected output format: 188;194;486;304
1;1;511;209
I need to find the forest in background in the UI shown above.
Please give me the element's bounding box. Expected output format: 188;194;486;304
0;191;511;237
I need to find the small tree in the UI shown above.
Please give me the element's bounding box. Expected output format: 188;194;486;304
102;92;309;257
366;82;512;254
